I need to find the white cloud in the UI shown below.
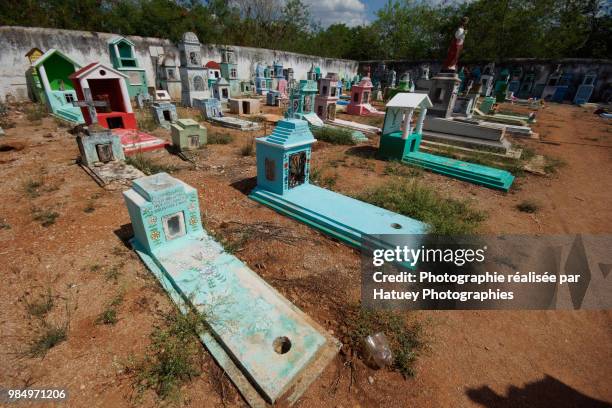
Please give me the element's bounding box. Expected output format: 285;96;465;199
304;0;368;28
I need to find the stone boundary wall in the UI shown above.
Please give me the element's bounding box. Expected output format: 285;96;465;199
359;59;612;102
0;26;359;102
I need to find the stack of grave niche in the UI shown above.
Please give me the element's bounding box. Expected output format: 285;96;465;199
123;172;339;407
76;124;143;186
178;32;210;107
312;74;374;139
286;78;368;142
108;36;149;100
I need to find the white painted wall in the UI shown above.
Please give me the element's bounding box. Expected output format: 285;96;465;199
0;26;359;102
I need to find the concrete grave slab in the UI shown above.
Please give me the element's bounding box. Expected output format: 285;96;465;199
123;173;338;406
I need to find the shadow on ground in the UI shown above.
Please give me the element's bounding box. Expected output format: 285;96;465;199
466;374;612;408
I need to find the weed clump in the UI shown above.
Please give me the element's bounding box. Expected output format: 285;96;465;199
126;154;177;175
357;179;486;234
28;323;67;357
311;126;356;145
128;309;206;401
208;132;233;145
345;307;424;378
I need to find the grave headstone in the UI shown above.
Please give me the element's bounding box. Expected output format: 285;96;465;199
150;101;178;129
267;90;281;106
573;72;596;105
285;80;324;126
124;172;338;405
171;118;207;151
76;124;144;186
315;73;339;121
255;63;268;95
154;89;172;102
198;98;261;131
219;47;239;96
346;77;384;116
480;63;495;97
157;52;181;100
136;92;152;109
213;78;230;103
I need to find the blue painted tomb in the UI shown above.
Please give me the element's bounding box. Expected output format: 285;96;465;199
124;173;338;406
249;119;428;248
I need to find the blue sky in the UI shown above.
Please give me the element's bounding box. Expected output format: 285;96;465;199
305;0;473;27
304;0;388;28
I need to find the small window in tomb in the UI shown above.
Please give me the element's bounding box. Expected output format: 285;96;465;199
106;116;124;129
96;143;114;163
193;76;205;91
303;96;312;112
435;88;445;102
215;71;220;78
322;85;328;95
317;105;323;116
265;158;275;181
167;69;175;79
163;110;172;121
242;101;249;114
65;94;75;104
188;135;200;149
222;88;228;98
162;211;186;241
128;72;142;85
353;92;359;102
189;52;200;65
363;92;370;103
231;68;237;78
409;139;417;153
328;104;336;120
331;87;336;97
287;151;306;189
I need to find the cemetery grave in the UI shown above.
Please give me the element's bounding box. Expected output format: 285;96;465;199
0;15;611;408
0;89;610;407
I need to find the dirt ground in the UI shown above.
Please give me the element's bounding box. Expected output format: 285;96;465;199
0;100;610;408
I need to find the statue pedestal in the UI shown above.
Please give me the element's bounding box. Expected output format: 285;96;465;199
427;72;461;118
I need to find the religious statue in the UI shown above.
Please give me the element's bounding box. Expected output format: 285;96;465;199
442;16;468;72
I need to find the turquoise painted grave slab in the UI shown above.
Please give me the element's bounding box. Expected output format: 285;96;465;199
250;184;428;248
379;98;515;192
251;119;428;248
402;151;514;191
124;173;337;405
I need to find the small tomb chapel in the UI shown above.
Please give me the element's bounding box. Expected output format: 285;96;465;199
108;36;148;99
69;62;136;129
30;49;85;124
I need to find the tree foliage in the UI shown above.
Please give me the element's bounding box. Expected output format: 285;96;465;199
0;0;609;60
